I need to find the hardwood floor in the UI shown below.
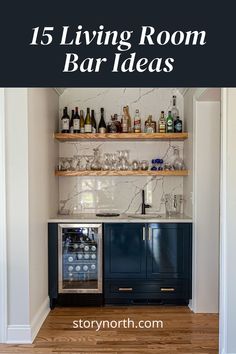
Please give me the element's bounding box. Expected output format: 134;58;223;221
0;306;218;353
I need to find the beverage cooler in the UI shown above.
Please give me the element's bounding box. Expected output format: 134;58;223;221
58;224;102;294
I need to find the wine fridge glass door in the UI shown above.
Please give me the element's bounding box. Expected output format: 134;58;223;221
58;224;102;293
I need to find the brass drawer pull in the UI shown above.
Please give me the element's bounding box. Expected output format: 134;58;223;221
161;287;175;292
118;287;133;291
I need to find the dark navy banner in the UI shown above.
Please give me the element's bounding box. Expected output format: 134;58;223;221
0;0;234;87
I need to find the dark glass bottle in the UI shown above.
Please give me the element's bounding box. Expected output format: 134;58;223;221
70;109;75;133
73;107;80;133
98;108;106;133
91;109;97;133
174;116;183;133
61;107;70;133
80;110;85;133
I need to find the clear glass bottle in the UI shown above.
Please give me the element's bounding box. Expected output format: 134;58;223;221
173;148;185;170
171;95;179;121
113;114;122;132
123;106;132;133
158;111;166;133
108;115;118;133
133;109;141;133
145;115;155;133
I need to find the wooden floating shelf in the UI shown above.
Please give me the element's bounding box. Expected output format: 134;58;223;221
54;132;188;141
55;170;189;177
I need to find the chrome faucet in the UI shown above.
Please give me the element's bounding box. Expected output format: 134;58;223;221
141;189;151;214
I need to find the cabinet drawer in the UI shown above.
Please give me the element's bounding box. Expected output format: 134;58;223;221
104;279;189;299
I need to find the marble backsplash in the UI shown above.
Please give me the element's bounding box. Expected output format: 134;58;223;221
58;88;185;215
58;140;184;215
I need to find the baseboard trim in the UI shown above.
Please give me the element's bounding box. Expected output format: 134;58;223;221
31;296;50;342
7;296;50;344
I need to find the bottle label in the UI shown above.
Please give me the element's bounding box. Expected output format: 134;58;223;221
99;127;106;133
80;127;85;133
62;118;69;131
134;119;141;132
159;123;166;133
84;124;92;133
92;127;97;133
73;118;80;130
175;122;182;132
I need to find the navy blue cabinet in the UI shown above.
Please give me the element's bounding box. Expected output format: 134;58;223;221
104;223;146;279
104;223;192;305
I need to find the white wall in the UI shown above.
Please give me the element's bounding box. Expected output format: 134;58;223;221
28;89;59;324
5;89;30;329
220;88;236;354
184;89;220;314
194;100;220;312
183;89;195;217
0;89;7;343
4;88;59;343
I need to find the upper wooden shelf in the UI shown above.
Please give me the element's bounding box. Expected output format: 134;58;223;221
54;132;188;142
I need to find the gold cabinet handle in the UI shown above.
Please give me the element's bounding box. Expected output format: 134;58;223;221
161;287;175;292
118;287;133;292
142;227;146;241
148;227;152;241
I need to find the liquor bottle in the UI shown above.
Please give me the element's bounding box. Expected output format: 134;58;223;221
69;109;75;133
158;111;166;133
98;108;107;133
171;95;179;121
108;115;118;133
61;107;70;133
134;109;141;133
166;111;174;133
174;116;183;132
84;108;92;133
73;107;80;133
145;115;155;133
91;109;97;133
123;106;132;132
80;110;85;133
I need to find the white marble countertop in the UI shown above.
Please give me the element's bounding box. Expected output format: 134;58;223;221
48;213;192;223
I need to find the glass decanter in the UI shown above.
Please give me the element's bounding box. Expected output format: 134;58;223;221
91;148;102;170
173;148;185;170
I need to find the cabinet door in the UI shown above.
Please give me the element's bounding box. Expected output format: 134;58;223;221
104;223;146;279
146;223;192;280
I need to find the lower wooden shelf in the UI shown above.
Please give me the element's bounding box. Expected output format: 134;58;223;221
55;170;189;177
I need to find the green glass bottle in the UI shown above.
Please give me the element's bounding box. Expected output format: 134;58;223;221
84;108;92;133
166;110;174;133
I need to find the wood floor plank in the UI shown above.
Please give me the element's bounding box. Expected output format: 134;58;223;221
0;306;218;354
